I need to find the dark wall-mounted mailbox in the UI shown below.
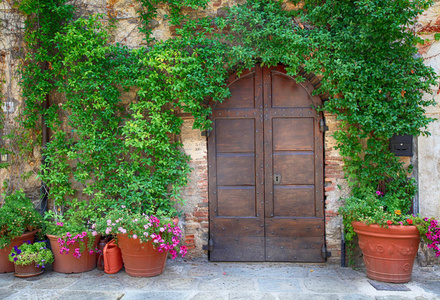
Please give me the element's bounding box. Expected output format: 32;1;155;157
390;134;413;156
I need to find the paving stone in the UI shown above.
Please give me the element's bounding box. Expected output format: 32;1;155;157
55;291;124;300
228;291;276;300
187;263;224;277
278;294;339;300
119;276;151;289
9;280;33;289
142;276;199;291
336;267;365;280
257;278;301;292
307;266;340;277
187;292;227;300
31;277;77;289
419;280;440;296
0;288;18;299
198;277;257;292
0;260;437;299
375;296;419;300
341;295;374;300
303;277;359;293
0;274;15;288
223;266;309;278
67;276;124;291
122;291;190;300
5;290;59;300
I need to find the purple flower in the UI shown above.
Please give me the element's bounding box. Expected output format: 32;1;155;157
13;257;17;262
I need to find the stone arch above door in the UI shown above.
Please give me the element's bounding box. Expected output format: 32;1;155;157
207;64;325;262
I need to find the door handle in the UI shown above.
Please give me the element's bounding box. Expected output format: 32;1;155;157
274;174;281;185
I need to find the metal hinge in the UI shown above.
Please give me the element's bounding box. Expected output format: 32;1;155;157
320;119;328;133
203;238;214;251
201;129;212;137
321;245;332;259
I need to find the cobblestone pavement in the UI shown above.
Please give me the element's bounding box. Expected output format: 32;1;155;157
0;259;439;300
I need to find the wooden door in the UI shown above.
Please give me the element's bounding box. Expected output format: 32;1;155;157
208;65;324;262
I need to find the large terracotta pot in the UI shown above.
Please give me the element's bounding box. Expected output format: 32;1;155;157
0;230;37;273
47;234;100;273
117;233;167;277
14;262;44;278
352;221;420;283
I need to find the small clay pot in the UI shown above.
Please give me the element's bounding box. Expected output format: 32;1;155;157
14;262;44;278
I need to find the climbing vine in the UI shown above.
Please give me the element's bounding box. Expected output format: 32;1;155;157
6;0;438;234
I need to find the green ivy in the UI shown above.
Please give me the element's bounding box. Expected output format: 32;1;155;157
14;0;438;240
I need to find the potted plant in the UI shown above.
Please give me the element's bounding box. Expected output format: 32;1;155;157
0;190;44;273
44;205;100;274
9;241;54;278
340;190;440;283
95;207;187;277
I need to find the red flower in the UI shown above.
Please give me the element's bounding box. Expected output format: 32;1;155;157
386;220;393;226
407;219;413;225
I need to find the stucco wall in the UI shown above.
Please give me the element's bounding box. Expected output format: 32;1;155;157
416;0;440;266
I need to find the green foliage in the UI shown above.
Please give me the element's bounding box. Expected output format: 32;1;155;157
137;0;209;43
15;0;438;254
9;241;54;268
0;190;44;249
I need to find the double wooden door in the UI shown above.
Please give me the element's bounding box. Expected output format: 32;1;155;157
208;65;325;262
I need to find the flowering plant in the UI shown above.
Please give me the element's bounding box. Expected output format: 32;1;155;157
44;211;99;258
8;241;54;269
339;191;440;257
0;190;45;249
94;209;187;259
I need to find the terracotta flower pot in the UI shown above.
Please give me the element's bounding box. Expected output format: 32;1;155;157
0;230;38;273
14;262;44;278
352;221;420;283
47;234;100;273
103;239;123;274
117;233;167;277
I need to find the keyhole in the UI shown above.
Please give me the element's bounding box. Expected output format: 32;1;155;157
274;174;281;184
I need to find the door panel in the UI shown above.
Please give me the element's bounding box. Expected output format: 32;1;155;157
216;119;255;152
218;187;256;217
217;154;255;186
273;118;314;150
273;186;315;217
215;72;256;109
209;65;324;262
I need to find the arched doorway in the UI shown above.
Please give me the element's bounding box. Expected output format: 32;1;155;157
207;65;325;262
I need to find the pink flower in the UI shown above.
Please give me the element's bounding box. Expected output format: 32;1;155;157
57;222;64;226
132;234;138;239
92;231;98;236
